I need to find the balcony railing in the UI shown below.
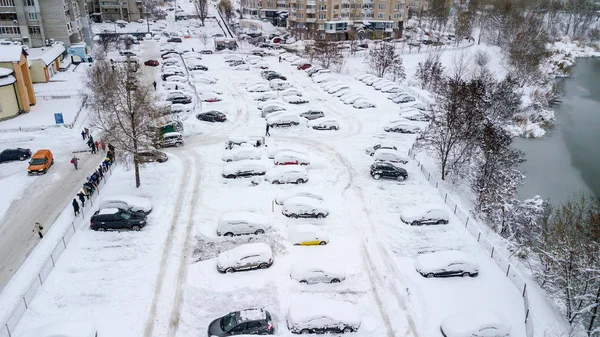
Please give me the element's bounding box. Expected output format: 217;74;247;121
306;17;316;22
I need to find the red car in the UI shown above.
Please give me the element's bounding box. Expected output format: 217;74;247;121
144;60;159;67
297;63;312;70
203;97;222;103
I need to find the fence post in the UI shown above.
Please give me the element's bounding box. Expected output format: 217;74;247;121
477;232;481;242
453;204;457;214
444;193;448;203
272;200;274;212
62;236;67;248
506;264;511;277
23;296;28;309
524;308;530;323
72;222;76;233
5;323;11;337
490;247;495;258
522;283;527;297
428;173;431;181
50;255;55;267
435;182;438;188
465;217;469;226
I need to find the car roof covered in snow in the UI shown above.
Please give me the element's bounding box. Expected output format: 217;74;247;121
415;250;478;271
239;308;268;322
287;298;360;326
98;208;119;215
102;194;152;209
441;311;510;337
374;148;402;156
221;242;272;259
402;204;447;219
283;196;323;207
219;212;267;224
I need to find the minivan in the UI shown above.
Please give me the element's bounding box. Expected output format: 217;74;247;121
27;149;54;175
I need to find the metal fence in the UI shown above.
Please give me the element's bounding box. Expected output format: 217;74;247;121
0;95;87;133
0;162;115;337
407;148;534;337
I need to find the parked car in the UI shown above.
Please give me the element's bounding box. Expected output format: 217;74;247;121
166;93;192;105
261;104;286;118
287;299;360;334
144;59;159;66
27;149;53;175
353;99;376;109
217;212;268;236
157;132;184;148
363;76;381;85
273;151;310;166
325;83;350;94
366;143;397;156
216;243;273;273
373;148;408;164
415;250;479;278
299;110;324;120
98;195;152;214
274;189;323;205
221;147;262;162
341;94;365;105
391;94;416;104
290;260;345;284
333;89;352;98
373;80;395;90
201;92;222;102
197;111;226;122
199;49;213;54
408;102;428;111
224;136;265;149
163;81;191;92
135;149;168;163
246;83;270;93
308;118;339;130
0;148;31;163
288;224;329;245
354;73;372;80
282;197;329;218
401;109;430;122
308;68;330;77
370;162;408;181
191;74;217;85
267;112;301;127
265;166;308;184
90;208;147;231
164;75;187;83
283;95;308;104
255;92;278;101
161;51;179;59
161;72;184;81
297;63;312;70
384;121;421;134
401;204;449;226
380;85;403;93
440;311;510;337
269;79;293;91
257;99;285;110
222;160;266;178
207;309;276;336
188;64;208;71
312;74;336;84
167;37;182;43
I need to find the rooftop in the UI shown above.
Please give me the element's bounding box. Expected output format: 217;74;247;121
26;43;66;66
0;45;25;63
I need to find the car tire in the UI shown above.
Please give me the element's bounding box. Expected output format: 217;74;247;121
396;175;406;182
373;174;381;180
411;221;421;226
296;178;304;184
258;263;269;269
316;213;325;219
300;280;308;284
131;225;141;231
292;214;299;219
331;278;340;283
226;175;235;179
255;229;265;235
19;156;25;161
272;180;280;184
300;329;310;334
343;327;352;333
426;273;435;278
462;272;471;277
175;142;182;147
319;241;327;245
225;267;235;273
226;159;232;162
96;227;107;232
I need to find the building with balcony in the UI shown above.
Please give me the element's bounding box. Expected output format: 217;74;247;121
287;0;407;40
0;0;91;48
86;0;144;22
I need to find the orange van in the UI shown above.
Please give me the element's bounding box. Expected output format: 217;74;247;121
28;149;54;175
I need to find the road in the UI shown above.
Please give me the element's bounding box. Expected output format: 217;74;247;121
0;154;103;290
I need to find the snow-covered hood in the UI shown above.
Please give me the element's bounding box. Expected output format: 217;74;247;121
440;311;510;337
287;298;360;329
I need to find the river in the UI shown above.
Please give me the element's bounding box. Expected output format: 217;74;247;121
514;58;600;205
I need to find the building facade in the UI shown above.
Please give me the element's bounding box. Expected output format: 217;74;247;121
0;0;91;48
86;0;144;22
0;44;35;119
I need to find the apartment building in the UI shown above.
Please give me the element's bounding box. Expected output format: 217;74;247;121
241;0;288;27
86;0;144;22
0;0;91;48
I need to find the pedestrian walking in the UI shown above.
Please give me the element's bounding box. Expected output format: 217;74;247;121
153;81;157;90
100;139;106;151
85;127;90;138
34;222;44;239
72;198;80;216
265;123;270;137
78;191;85;207
71;155;79;170
278;56;281;63
108;143;115;154
97;167;104;179
91;142;97;154
81;130;86;140
95;141;99;150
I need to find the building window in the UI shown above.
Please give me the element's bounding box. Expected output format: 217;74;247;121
0;13;17;20
0;26;20;34
319;4;326;10
394;4;401;9
378;4;385;9
267;1;273;7
318;13;325;19
28;25;40;34
393;13;401;18
377;12;384;18
25;0;34;6
66;21;72;32
0;0;15;6
297;4;303;9
334;4;339;9
333;14;338;18
342;3;349;8
28;12;37;20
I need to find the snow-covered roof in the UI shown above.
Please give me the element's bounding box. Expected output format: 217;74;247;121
0;74;16;87
219;212;267;224
239;308;267;322
98;208;119;215
27;43;66;66
0;45;25;63
0;68;13;76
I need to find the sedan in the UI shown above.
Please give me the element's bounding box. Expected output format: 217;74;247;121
415;250;479;278
0;148;31;163
274;151;310;165
222;147;262;162
440;311;510;337
199;49;213;54
287;299;360;334
384;122;421;134
135;150;168;163
308;118;339;130
197;111;226;122
188;64;208;71
282;197;329;218
400;204;449;226
353;99;376;109
144;59;159;66
401;109;430;122
274;189;323;205
373;148;408;164
366;143;397;156
290;260;345;284
222;160;266;178
161;72;184;81
297;63;312;70
391;95;416;104
167;37;182;43
284;95;309;104
299;110;324;120
267;113;301;127
265;166;308;184
216;243;273;273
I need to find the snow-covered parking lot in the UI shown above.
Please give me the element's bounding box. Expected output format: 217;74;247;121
10;35;527;337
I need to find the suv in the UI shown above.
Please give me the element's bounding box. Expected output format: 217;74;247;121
158;132;184;148
300;110;324;120
370;162;408;181
27;149;53;175
135;149;168;163
207;308;276;336
0;148;31;163
90;208;147;231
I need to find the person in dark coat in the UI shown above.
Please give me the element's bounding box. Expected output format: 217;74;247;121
98;166;104;179
153;81;157;90
72;199;80;216
265;123;270;137
78;191;85;207
34;222;43;239
81;130;86;140
91;142;97;154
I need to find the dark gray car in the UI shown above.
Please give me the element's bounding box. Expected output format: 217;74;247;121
207;309;275;336
300;110;324;120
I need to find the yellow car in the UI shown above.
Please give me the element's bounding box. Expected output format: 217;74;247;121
288;224;329;246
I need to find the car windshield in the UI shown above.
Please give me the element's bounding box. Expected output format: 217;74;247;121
221;312;238;331
120;211;132;220
30;158;45;165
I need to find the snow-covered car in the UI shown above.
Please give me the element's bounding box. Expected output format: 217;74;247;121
267;112;301;127
207;309;276;336
312;74;336;84
246;83;271;92
163;81;191;92
281;88;303;97
380;85;404;93
401;204;449;226
291;58;309;66
217;212;268;236
255;92;278;101
265;166;308;184
363;76;382;85
353;99;376;109
223;54;244;62
354;73;373;80
201;92;222;102
308;118;339;130
282;197;329;218
326;83;350;94
261;103;286;117
288;224;329;245
195;85;223;95
270;79;293;91
162;58;182;66
225;136;265;149
98;195;152;214
192;75;217;85
221;147;262;162
254;61;270;69
233;63;250;71
401;109;430;121
373;80;395;90
222;160;267;178
306;66;324;76
274;189;323;205
165;75;187;83
359;74;378;83
287;298;360;334
187;63;208;71
342;95;365;105
283;95;309;104
308;68;331;77
392;94;416;104
366;143;397;156
415;250;479;278
384;121;421;134
258;99;285;110
298;110;323;120
290;260;345;284
15;321;97;337
333;89;352;98
170;103;192;115
408;102;428;111
440;311;511;337
274;151;310;165
373;148;408;164
216;243;273;273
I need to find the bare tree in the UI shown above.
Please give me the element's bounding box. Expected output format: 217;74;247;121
307;39;345;70
506;14;550;86
85;59;162;188
414;52;445;91
219;0;233;23
96;34;117;56
194;0;209;26
199;33;209;48
367;42;405;80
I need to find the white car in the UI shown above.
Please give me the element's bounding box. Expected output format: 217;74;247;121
257;99;285;110
415;250;479;278
401;204;449;226
366;142;397;156
287;298;360;334
372;80;395;90
372;148;408;164
408;102;428;111
98;195;153;214
162;58;182;66
270;79;293;91
216;212;268;236
274;189;323;205
333;89;352;98
265;166;308;184
216;243;273;273
246;83;271;92
223;54;244;62
282;197;329;218
353;99;376;109
312;74;336;84
192;75;217;85
222;160;267;179
359;75;378;83
291;58;309;66
290;260;345;284
267;147;306;159
401;109;430;121
363;76;382;85
326;83;350;94
221;147;262;162
163;81;190;92
201;92;222;102
392;94;416;104
283;95;309;104
341;94;365;105
380;85;404;93
255;92;278;101
170;103;192;115
165;75;187;83
261;103;286;117
274;151;310;165
234;64;250;71
354;73;372;80
384;121;422;134
281;88;302;97
267;112;301;127
308;118;339;130
288;224;329;245
440;311;511;337
225;136;265;149
15;321;97;337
